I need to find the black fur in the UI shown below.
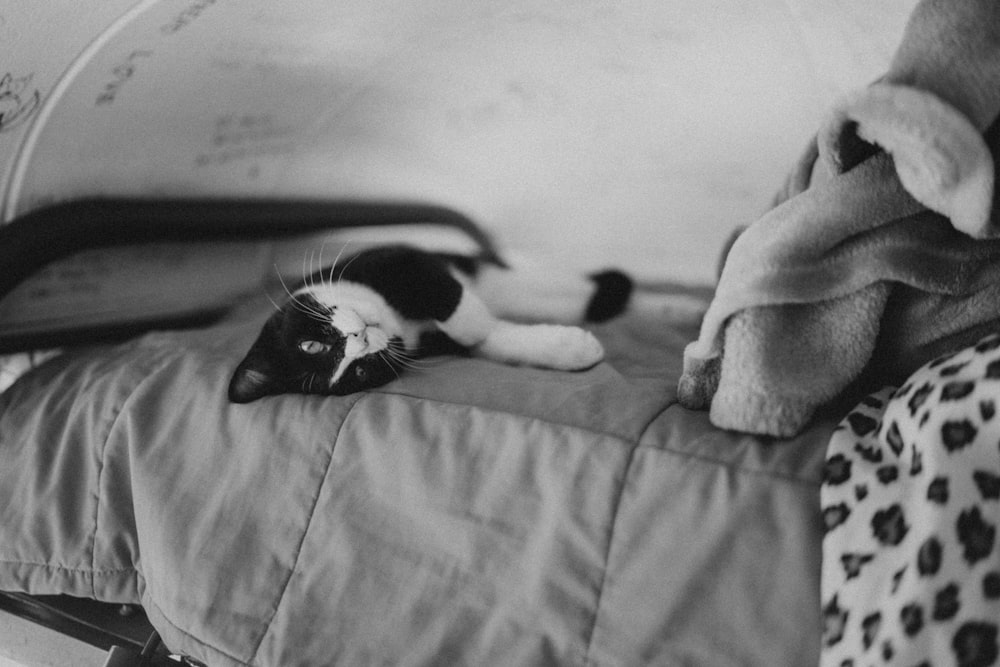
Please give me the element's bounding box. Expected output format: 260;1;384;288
585;270;633;322
323;245;465;322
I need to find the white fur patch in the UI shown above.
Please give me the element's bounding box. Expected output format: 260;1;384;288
297;280;423;349
475;323;604;370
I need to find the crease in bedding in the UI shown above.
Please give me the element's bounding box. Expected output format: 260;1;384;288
247;396;357;665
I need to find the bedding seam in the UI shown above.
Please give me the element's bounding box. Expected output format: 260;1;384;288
635;402;823;486
651;439;822;487
91;352;177;598
579;396;678;663
367;388;645;442
582;434;640;666
246;393;365;665
0;559;135;574
383;393;821;485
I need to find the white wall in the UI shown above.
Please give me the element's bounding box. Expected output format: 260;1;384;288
1;1;918;284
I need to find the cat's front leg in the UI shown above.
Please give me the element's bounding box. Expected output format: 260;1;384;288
436;289;604;371
475;322;605;371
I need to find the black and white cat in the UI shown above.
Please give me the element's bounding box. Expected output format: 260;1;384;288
228;244;632;402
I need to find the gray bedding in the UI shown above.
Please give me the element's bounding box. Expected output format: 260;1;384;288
0;292;831;665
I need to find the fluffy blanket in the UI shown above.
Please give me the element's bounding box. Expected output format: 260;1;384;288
678;0;1000;437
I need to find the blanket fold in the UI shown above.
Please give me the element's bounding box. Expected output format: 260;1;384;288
678;0;1000;437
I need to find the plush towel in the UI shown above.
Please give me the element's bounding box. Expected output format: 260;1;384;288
678;0;1000;437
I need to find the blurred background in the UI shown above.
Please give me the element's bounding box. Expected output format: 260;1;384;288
1;0;918;285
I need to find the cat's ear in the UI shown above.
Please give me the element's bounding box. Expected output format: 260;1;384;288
228;331;283;403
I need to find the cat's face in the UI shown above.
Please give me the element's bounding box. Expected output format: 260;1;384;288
228;291;403;403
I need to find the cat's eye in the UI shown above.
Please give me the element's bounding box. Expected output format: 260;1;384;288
298;340;330;355
354;366;368;382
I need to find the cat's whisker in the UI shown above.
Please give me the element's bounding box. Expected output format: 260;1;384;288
316;239;329;286
376;351;402;380
336;248;362;284
300;250;310;292
273;268;334;322
282;292;328;322
386;340;440;362
382;347;439;371
328;240;350;285
275;268;301;302
274;268;325;318
265;293;284;313
301;372;320;393
310;247;321;288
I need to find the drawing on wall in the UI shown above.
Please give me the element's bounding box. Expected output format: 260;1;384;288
0;72;41;133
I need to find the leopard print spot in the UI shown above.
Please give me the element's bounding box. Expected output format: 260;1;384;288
891;566;907;594
941;381;976;401
861;612;882;651
886;421;904;457
861;395;884;409
871;504;909;546
917;536;943;577
881;639;894;661
823;454;852;485
932;582;961;621
952;621;998;667
854;442;883;464
975;335;1000;353
910;446;923;476
823;503;851;533
927;477;949;504
841;552;874;580
877;465;899;485
986;358;1000;379
956;506;996;566
822;595;848;648
855;484;868;501
930;351;959;368
983;571;1000;599
939;362;970;377
973;470;1000;500
900;603;924;637
980;399;996;421
941;419;978;453
848;412;879;437
909;383;934;416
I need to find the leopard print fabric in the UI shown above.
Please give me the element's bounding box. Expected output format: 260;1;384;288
821;334;1000;667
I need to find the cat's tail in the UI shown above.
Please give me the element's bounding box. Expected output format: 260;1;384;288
584;270;633;322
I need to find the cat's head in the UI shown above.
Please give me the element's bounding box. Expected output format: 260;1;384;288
228;291;401;403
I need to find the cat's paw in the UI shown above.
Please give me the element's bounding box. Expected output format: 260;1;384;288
477;324;604;370
536;325;605;370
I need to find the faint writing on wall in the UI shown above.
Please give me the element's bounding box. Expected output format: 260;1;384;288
212;113;289;147
195;113;294;167
161;0;219;35
95;50;154;106
0;72;40;133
